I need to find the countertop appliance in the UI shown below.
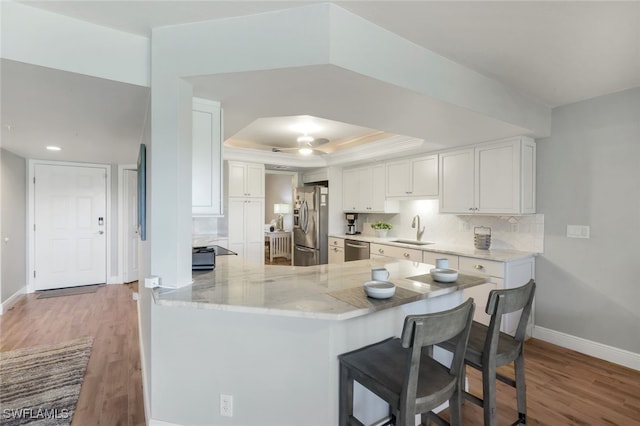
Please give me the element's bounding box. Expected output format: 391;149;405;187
293;186;328;266
345;239;370;262
345;213;360;235
192;245;237;270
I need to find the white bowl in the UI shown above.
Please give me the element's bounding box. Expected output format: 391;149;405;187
363;280;396;299
430;268;459;283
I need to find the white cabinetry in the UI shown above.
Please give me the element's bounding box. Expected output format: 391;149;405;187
228;161;265;198
370;243;422;262
439;137;535;214
386;155;438;198
227;161;265;264
342;165;399;213
328;237;345;264
192;98;223;216
457;255;535;336
228;198;265;263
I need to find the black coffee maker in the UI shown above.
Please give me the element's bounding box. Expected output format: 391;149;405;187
345;213;359;235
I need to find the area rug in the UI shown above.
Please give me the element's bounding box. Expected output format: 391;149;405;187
0;337;94;426
36;285;103;299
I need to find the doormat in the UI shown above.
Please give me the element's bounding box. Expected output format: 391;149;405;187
0;337;93;426
37;284;104;299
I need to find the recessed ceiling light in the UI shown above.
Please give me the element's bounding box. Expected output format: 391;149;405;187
46;146;62;151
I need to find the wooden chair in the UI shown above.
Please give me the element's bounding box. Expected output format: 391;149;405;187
441;279;536;426
338;298;475;426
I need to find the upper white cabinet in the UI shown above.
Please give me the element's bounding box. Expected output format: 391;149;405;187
227;161;265;198
386;155;438;198
192;98;223;216
439;137;536;214
343;164;399;213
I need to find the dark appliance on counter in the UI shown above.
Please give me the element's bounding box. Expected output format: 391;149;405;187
293;186;328;266
345;213;360;235
192;245;237;270
345;239;370;262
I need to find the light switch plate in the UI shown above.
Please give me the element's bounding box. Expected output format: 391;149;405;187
567;225;590;239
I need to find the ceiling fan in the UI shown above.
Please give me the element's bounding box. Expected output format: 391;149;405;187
272;135;330;155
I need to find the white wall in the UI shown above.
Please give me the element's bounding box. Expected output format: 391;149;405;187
536;87;640;354
0;149;27;305
1;1;149;87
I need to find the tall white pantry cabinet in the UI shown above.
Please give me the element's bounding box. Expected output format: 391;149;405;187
227;161;265;263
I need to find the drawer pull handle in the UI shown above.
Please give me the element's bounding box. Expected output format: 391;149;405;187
474;264;485;270
404;253;410;258
379;249;384;254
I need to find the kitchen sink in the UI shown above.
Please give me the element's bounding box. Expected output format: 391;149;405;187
390;239;435;246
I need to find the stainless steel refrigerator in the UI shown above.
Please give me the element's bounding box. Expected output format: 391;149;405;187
293;186;328;266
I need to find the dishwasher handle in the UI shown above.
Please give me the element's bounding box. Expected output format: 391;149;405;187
345;242;369;249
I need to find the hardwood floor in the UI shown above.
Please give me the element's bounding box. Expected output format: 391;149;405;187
0;283;145;426
2;284;639;426
438;338;640;425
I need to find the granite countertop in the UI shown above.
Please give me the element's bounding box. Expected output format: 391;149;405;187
152;256;487;320
331;234;536;262
192;234;228;247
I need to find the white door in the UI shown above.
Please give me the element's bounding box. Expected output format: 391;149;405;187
123;169;138;283
34;164;107;290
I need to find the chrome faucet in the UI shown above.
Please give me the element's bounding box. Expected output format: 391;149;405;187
411;215;425;241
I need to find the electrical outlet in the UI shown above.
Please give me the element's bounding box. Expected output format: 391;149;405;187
220;394;233;417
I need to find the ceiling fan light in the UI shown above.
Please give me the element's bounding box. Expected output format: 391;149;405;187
299;147;313;155
297;135;314;144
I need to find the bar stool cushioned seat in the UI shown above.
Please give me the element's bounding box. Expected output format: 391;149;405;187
338;298;475;426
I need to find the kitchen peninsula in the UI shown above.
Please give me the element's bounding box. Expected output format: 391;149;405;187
150;256;487;425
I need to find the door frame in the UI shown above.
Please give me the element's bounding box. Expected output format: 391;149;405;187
27;160;112;293
118;164;137;283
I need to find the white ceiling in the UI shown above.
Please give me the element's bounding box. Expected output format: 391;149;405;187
2;1;639;164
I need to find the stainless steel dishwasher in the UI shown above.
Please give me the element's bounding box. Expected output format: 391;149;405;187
344;239;370;262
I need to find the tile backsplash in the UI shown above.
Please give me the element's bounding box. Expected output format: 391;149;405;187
362;199;543;253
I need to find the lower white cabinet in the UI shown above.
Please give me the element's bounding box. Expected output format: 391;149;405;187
370;243;422;262
328;238;345;264
457;255;535;336
228;198;264;264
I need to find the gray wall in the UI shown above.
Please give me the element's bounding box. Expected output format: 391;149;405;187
536;87;640;353
1;149;27;303
264;173;294;230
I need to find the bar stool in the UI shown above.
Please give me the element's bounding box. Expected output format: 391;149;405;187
441;279;536;426
338;298;475;426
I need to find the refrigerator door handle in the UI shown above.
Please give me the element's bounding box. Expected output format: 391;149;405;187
295;245;316;253
300;200;309;234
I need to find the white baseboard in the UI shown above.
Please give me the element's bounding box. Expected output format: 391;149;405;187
532;326;640;371
107;275;122;284
0;286;26;315
147;420;182;426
